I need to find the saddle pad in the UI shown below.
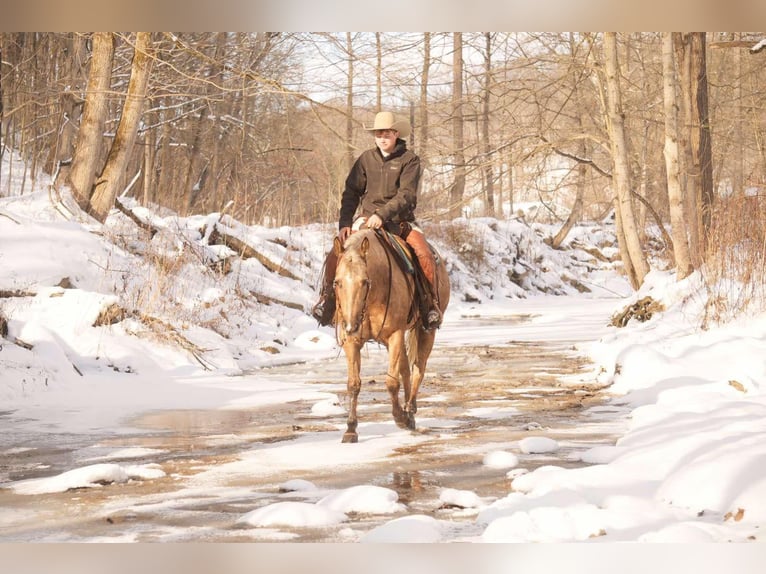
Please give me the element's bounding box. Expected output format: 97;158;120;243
383;231;416;275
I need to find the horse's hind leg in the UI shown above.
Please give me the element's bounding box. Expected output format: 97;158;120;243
342;341;362;443
406;329;436;419
399;353;417;430
386;331;412;430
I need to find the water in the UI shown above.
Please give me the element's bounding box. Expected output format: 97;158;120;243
0;320;627;542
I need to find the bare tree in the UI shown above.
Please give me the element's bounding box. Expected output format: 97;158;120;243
375;32;382;110
4;31;765;275
550;33;589;248
603;32;649;289
345;33;355;172
180;33;228;216
449;32;466;219
662;33;693;280
67;32;114;210
52;33;88;187
88;33;154;222
688;33;714;256
481;33;495;217
418;32;430;168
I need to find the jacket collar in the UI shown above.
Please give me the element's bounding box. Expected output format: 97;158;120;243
377;139;407;160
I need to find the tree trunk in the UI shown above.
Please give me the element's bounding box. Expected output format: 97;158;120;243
52;33;88;187
345;33;354;173
375;32;382;111
675;32;712;267
418;32;430;169
181;106;209;216
691;33;714;255
89;32;154;223
482;33;495;217
551;32;587;248
450;32;466;220
67;32;114;210
507;146;514;216
674;34;696;254
182;32;227;216
662;33;694;280
734;33;744;195
142;123;155;207
613;204;637;285
603;32;648;289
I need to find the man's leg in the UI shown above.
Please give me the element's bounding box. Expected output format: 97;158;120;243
406;229;442;329
311;248;338;326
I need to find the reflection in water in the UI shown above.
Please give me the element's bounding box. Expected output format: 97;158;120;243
390;470;425;493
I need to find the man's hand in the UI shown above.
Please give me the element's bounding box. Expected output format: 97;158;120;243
366;214;383;229
338;227;352;243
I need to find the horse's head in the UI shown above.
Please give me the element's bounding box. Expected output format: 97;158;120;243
334;234;371;338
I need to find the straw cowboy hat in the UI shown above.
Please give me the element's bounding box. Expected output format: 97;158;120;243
363;111;411;138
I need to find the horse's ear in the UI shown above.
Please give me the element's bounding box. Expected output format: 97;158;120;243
360;237;369;259
333;236;343;255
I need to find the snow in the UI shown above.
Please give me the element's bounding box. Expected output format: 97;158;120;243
317;485;406;514
238;501;347;528
518;436;560;454
9;462;165;495
360;514;444;543
439;488;486;509
3;147;766;547
482;450;519;469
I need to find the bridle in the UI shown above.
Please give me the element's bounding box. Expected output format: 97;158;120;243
335;230;395;342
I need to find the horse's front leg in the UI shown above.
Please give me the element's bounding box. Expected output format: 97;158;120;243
342;340;362;443
386;331;412;430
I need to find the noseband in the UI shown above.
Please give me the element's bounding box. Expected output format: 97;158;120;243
336;276;371;335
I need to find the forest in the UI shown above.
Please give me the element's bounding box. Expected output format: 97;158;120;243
1;32;765;312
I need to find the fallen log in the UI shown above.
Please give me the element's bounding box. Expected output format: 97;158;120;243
114;198;160;238
207;226;300;281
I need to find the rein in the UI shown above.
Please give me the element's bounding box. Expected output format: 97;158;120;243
376;229;417;322
373;229;394;340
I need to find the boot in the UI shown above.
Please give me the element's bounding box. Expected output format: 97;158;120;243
311;293;335;326
425;306;442;330
423;283;442;330
312;248;339;326
406;229;442;330
412;259;442;330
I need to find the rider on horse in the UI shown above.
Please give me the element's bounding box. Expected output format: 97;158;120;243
312;111;442;331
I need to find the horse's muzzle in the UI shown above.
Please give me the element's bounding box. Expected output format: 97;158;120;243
344;319;362;336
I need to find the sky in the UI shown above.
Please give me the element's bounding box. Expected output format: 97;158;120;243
2;145;766;552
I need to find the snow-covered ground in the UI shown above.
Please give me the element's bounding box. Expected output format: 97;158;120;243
3;146;766;548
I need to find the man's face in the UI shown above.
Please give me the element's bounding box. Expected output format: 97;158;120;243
374;129;398;154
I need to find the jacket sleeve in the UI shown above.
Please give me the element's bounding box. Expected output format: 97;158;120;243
375;152;421;222
339;154;367;229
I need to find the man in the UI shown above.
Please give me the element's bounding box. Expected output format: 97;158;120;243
312;111;442;330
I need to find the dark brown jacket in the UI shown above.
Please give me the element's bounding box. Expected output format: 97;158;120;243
338;139;421;230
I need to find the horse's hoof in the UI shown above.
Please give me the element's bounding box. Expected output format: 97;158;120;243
341;432;358;443
395;412;416;430
404;402;418;415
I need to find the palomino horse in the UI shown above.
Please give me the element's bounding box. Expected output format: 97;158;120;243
331;228;450;443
